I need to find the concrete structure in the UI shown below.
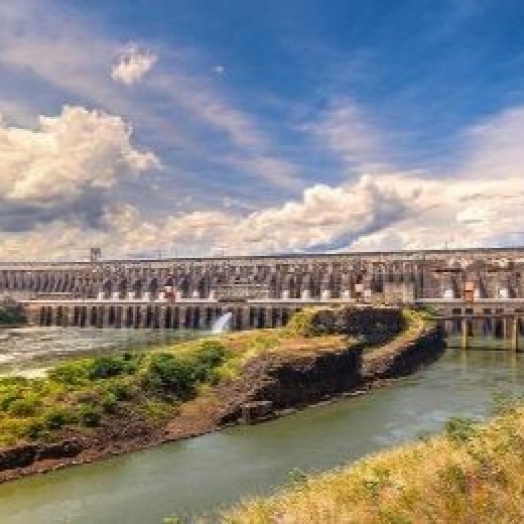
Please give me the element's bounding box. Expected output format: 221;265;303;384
2;247;524;343
28;300;299;331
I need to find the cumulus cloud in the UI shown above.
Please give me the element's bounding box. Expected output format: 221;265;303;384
0;105;159;204
3;167;524;261
0;106;160;233
0;1;305;198
349;174;524;251
111;45;158;85
101;171;524;256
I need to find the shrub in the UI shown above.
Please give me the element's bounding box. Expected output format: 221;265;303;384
0;391;22;412
88;356;128;380
101;392;118;414
48;360;92;386
190;341;228;383
141;353;196;400
0;377;29;411
286;308;335;337
44;407;77;430
445;417;477;443
78;404;102;427
24;419;47;441
8;396;41;417
107;380;133;401
88;354;143;380
195;340;227;365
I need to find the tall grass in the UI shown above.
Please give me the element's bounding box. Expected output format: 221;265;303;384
225;403;524;523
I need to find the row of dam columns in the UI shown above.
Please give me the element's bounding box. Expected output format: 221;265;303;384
31;304;300;331
442;315;524;351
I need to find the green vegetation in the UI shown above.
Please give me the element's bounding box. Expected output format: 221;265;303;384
286;307;335;337
0;340;229;447
0;304;25;326
0;307;424;451
225;401;524;523
0;307;352;448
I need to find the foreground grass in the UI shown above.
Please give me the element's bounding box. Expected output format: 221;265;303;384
225;400;524;523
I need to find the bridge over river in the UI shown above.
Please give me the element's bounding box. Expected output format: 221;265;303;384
3;247;524;348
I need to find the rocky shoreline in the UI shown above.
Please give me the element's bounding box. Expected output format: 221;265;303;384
0;313;444;485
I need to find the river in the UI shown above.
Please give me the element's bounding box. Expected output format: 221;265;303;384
0;337;523;523
0;326;201;377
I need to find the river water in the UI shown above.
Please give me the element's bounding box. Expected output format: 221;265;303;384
0;327;200;377
0;336;523;523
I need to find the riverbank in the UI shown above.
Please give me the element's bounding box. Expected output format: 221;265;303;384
225;396;524;523
0;306;442;484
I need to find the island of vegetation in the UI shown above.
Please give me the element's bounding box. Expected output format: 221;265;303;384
225;396;524;523
0;306;442;483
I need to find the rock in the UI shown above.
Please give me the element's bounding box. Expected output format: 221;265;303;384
217;347;363;424
37;439;85;461
0;444;38;471
241;401;275;424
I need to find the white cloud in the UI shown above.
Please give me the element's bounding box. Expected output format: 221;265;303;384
4;96;524;260
3;166;524;260
0;1;304;195
153;74;304;190
212;65;225;75
72;102;524;255
0;105;160;203
2;3;524;259
461;106;524;180
305;99;380;167
111;45;158;85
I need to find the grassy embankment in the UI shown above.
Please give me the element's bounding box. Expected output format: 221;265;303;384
225;388;524;522
0;309;356;448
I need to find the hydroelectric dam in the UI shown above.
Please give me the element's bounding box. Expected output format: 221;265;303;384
2;247;524;348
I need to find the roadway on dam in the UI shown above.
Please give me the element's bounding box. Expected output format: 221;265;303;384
0;339;523;523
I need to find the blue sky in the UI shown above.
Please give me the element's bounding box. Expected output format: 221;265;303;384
1;0;524;259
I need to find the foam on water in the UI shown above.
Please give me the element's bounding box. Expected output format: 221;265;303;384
211;312;232;334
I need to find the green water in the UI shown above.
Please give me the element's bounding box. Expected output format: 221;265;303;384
0;347;522;523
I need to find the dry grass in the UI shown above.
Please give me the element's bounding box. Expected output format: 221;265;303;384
169;329;347;357
225;406;524;524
